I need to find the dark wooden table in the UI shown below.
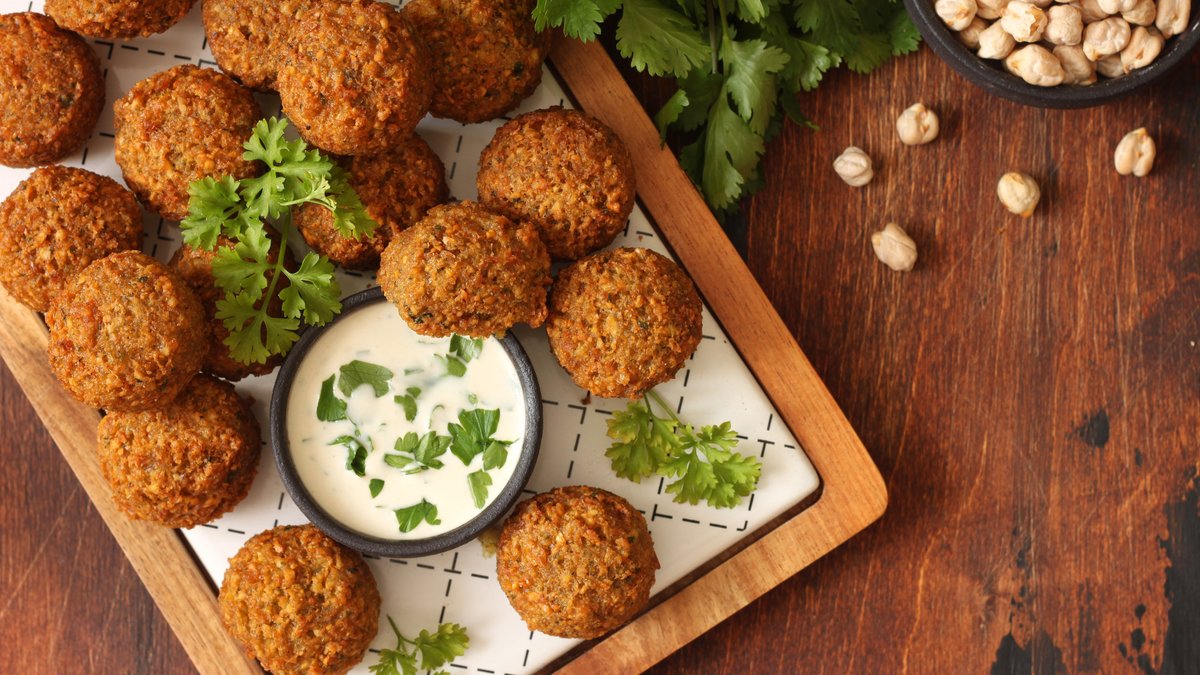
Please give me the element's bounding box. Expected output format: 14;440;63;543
3;39;1198;674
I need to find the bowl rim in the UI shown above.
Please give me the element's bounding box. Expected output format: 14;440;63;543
903;0;1200;109
268;286;543;558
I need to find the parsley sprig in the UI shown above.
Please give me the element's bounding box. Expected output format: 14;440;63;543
534;0;919;213
369;617;469;675
606;389;762;508
181;117;377;365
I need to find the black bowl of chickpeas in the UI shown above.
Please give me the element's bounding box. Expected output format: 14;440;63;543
904;0;1200;107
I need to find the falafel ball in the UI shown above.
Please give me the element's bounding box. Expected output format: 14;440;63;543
0;166;142;312
477;107;636;261
45;0;197;39
220;524;381;675
546;247;702;399
114;65;262;221
0;12;104;167
97;374;260;527
294;134;448;270
497;485;659;639
46;250;209;412
400;0;548;123
377;201;551;338
277;0;432;156
169;235;292;381
202;0;314;90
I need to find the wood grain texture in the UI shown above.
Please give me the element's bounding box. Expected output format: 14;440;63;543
2;37;1197;675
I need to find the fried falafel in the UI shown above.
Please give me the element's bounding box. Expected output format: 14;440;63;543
0;166;142;312
546;247;703;399
400;0;548;123
46;0;198;39
202;0;314;90
220;524;381;675
46;250;209;412
377;201;551;337
497;485;659;638
97;374;260;528
114;65;262;221
477;107;636;261
0;12;104;167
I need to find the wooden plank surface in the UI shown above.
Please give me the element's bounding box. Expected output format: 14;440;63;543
3;35;1197;675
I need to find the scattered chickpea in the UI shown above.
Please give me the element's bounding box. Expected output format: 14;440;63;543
1097;0;1139;13
996;172;1042;217
958;17;990;47
1082;17;1132;60
1054;44;1098;83
1121;0;1157;24
1155;0;1190;37
1044;5;1085;43
978;21;1018;58
1114;127;1156;177
1121;25;1165;71
1005;44;1067;85
871;223;918;272
896;103;940;145
1001;1;1050;41
937;0;980;29
833;146;875;187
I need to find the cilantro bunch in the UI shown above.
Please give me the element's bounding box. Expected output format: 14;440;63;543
181;118;377;365
534;0;920;213
606;389;762;508
370;617;469;675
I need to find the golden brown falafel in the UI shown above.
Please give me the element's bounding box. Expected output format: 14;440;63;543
0;12;104;167
220;524;381;675
114;65;262;221
46;250;209;412
0;166;142;312
202;0;314;90
168;235;292;381
497;485;659;638
277;0;432;156
401;0;548;123
546;247;703;399
377;201;551;338
477;107;636;261
97;374;260;528
294;134;448;270
46;0;198;38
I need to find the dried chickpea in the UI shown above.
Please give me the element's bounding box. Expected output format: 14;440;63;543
1098;0;1139;12
1114;127;1155;177
1121;25;1165;71
896;103;939;145
978;0;1011;18
937;0;980;29
1045;5;1085;43
979;21;1019;57
871;223;918;272
1096;53;1127;77
996;172;1041;217
1077;0;1111;22
1001;1;1050;41
959;17;990;48
1155;0;1190;37
1083;17;1132;60
833;146;874;187
1005;44;1066;85
1054;44;1098;83
1121;0;1157;24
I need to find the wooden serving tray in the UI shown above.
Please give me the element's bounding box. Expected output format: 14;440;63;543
0;36;885;674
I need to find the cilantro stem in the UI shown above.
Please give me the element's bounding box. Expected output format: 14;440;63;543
706;0;720;73
261;211;291;320
644;389;681;423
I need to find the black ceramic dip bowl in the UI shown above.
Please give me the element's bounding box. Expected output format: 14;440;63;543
270;287;542;558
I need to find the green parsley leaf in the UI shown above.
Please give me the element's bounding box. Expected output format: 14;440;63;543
449;334;483;363
794;0;863;55
844;31;892;73
370;617;469;675
330;434;370;477
887;9;921;55
317;375;347;422
394;499;441;533
436;355;467;378
604;391;762;508
482;440;510;471
369;478;385;498
447;409;503;466
467;470;492;509
338;359;393;397
281;252;341;325
721;38;789;134
394;386;421;422
616;0;711;78
386;431;450;473
215;292;300;364
532;0;621;40
702;90;765;211
181;176;240;250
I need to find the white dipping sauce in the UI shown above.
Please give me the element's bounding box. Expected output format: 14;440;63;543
286;301;525;540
